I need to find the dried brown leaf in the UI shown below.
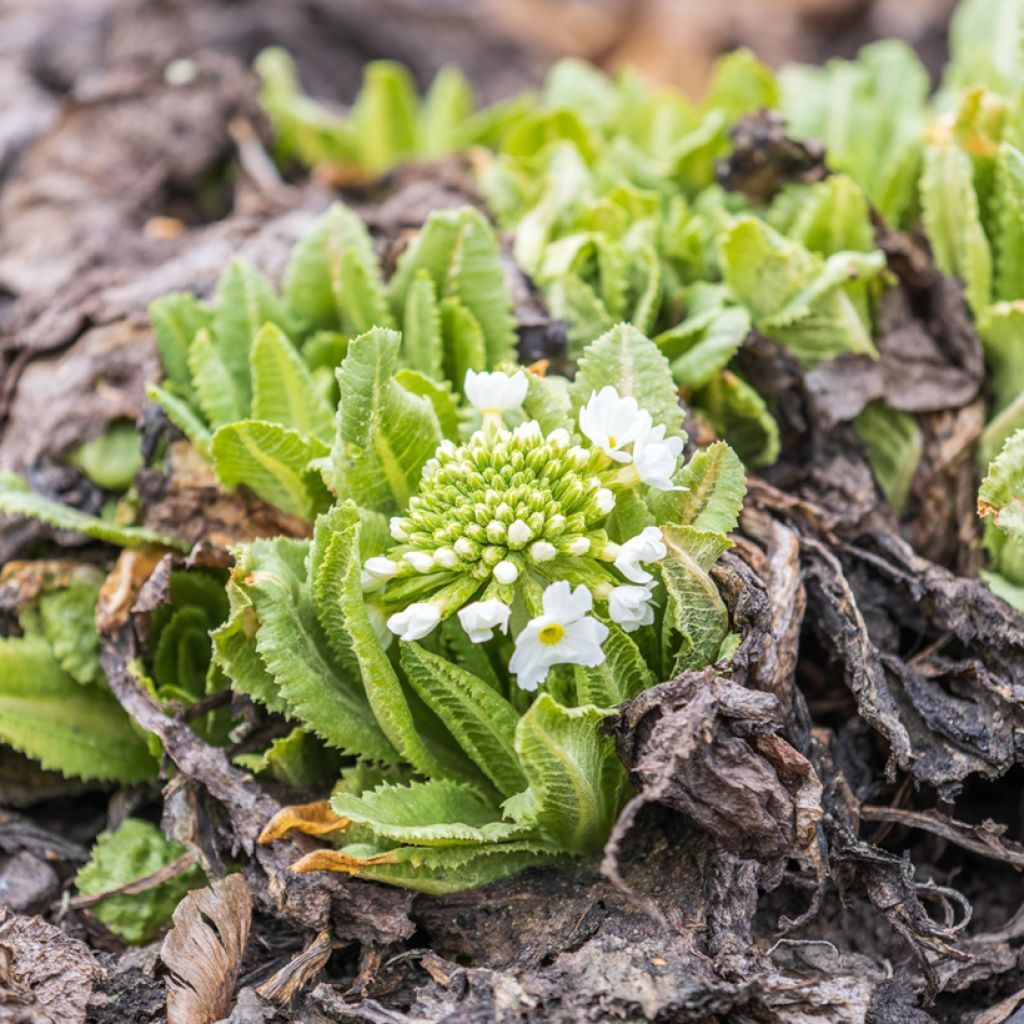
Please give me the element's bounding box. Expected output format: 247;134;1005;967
161;874;252;1024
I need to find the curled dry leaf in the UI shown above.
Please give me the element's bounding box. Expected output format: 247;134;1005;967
161;873;252;1024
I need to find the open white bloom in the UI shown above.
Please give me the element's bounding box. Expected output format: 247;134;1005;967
457;599;511;643
578;386;650;463
361;556;399;592
509;582;609;690
608;583;656;632
387;602;441;641
614;526;667;584
631;421;685;491
464;370;528;415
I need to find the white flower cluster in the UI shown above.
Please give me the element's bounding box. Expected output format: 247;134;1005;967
370;370;685;691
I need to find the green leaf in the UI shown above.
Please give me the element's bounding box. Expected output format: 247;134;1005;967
388;207;517;368
945;0;1024;96
786;175;876;257
920;140;992;315
76;819;205;945
421;66;475;156
37;578;103;686
0;475;186;550
570;323;685;440
326;840;561;895
854;402;922;516
573;622;655;708
351;61;420;173
313;511;478;783
332;327;442;514
0;634;157;782
660;524;731;673
693;372;780;469
188;327;244;428
651;441;747;534
394;369;461;441
234;728;338;789
149;293;212;398
210;420;330;520
237;537;398;761
147;383;212;459
250;323;335;443
522;370;573;434
979;428;1024;539
332;779;528;847
546;275;614;357
994;144;1024;301
661;305;751;391
284;203;391;334
402;270;443;380
507;695;625;855
212;259;294;407
399;642;527;797
67;421;141;492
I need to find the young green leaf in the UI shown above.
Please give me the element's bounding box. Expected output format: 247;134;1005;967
650;441;747;534
402;269;443;380
332;327;442;514
979;428;1024;538
188;328;244;428
149;292;212;398
854;402;922;516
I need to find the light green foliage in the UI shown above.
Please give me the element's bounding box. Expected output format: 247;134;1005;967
68;421;142;491
145;201;514;520
76;819;205;945
854;402;923;516
0;580;157;783
234;728;340;789
980;428;1024;606
0;473;186;550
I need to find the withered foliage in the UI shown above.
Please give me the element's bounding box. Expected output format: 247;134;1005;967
1;4;1023;1024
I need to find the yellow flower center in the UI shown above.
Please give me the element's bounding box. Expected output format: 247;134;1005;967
538;623;565;645
607;435;617;448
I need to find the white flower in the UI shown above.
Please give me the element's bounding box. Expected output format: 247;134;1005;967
387;602;441;641
465;370;528;415
493;560;519;584
389;517;408;541
529;540;557;562
614;526;667;584
509;582;609;691
507;520;532;548
631;421;684;491
566;537;590;556
548;428;570;448
513;420;543;443
608;584;656;632
403;551;435;573
457;599;511;643
594;488;615;515
578;386;650;463
361;556;399;592
433;547;458;568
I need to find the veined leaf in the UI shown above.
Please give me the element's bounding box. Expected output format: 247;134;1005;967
395;370;461;441
210;420;330;521
147;384;212;459
250;323;334;443
441;296;487;388
317;507;478;783
421;65;475;156
854;402;922;516
237;538;398;760
234;728;338;789
570;323;685;440
295;840;561;895
402;270;443;380
149;293;212;398
188;328;244;428
399;642;527;797
332;779;529;847
546;274;614;357
921;140;992;315
995;143;1024;302
332;328;442;514
0;634;157;783
212;259;294;406
651;441;747;535
522;370;573;435
68;421;141;492
693;372;780;469
37;578;103;685
660;524;731;673
351;61;420;173
661;306;751;391
388;207;517;368
284;203;391;334
573;622;654;708
979;429;1024;539
507;695;625;855
0;475;186;550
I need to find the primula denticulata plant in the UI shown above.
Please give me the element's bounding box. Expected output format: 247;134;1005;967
235;324;744;893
